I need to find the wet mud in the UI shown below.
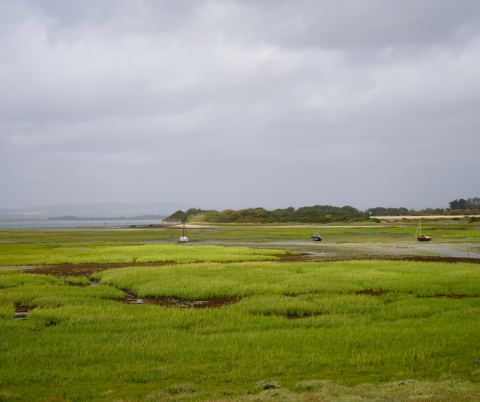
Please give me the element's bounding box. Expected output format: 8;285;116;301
276;253;313;262
426;295;477;299
14;306;33;320
118;293;240;308
382;255;480;264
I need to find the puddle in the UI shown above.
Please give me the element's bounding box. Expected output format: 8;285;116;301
14;306;33;320
117;294;240;308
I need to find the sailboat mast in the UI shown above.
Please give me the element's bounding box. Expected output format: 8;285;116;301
183;222;185;237
419;218;422;236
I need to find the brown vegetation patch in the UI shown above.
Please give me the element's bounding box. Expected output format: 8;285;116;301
356;290;386;296
421;295;478;299
24;262;179;277
383;256;480;264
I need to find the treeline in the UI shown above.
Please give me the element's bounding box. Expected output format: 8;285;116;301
366;207;445;216
446;198;480;215
163;205;377;224
164;197;480;223
367;197;480;216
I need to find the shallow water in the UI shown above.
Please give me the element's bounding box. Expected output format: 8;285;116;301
430;249;480;259
0;219;161;229
14;306;32;320
118;293;240;308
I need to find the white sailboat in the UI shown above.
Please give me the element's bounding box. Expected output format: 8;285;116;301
179;222;189;242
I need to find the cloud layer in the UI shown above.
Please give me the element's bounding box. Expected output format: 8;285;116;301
1;0;479;210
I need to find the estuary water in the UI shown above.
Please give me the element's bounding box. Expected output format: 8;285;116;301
0;219;162;229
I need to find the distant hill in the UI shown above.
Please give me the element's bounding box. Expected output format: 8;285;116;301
0;202;193;219
163;205;376;224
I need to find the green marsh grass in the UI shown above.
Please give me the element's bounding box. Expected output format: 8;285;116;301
2;251;480;400
0;244;291;266
92;260;480;299
2;292;480;399
0;270;123;308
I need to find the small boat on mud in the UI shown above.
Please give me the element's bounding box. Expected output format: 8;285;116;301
414;218;431;242
311;233;322;241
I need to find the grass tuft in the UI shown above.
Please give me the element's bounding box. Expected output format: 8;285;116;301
166;384;196;394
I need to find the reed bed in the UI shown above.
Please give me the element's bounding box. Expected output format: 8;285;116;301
92;260;480;299
1;259;480;401
0;244;290;266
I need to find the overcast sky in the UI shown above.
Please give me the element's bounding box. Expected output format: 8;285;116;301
1;0;479;211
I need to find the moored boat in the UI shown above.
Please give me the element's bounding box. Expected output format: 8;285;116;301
311;233;322;241
179;222;189;242
415;218;431;242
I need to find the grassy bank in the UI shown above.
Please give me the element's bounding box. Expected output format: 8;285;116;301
1;256;480;401
0;244;291;266
92;260;480;298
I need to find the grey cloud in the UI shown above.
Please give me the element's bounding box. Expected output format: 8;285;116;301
1;0;479;210
227;0;480;50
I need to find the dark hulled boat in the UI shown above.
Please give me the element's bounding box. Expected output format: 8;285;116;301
415;218;431;242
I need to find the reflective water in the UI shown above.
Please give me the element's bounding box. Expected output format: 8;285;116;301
430;249;480;259
0;219;161;229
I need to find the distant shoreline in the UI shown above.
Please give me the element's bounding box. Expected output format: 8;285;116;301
0;216;165;222
0;219;164;230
